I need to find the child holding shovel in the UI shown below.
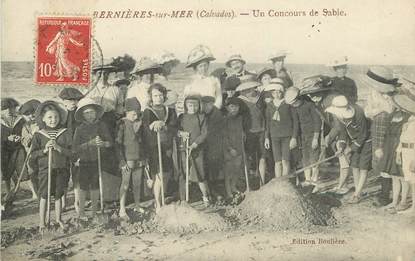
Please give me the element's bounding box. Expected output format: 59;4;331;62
30;101;72;232
115;97;147;219
177;95;211;206
142;83;178;212
72;98;113;220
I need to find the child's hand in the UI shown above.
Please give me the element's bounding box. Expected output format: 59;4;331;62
178;131;190;139
14;136;21;142
7;135;16;142
396;153;402;165
121;164;131;173
96;136;104;147
44;140;54;153
311;138;319;150
289;138;297;150
335;141;345;153
324;135;331;147
189;143;198;151
150;121;165;132
53;143;63;153
374;148;384;159
230;148;238;157
264;138;270;150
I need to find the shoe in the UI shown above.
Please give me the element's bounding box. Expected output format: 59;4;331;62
396;203;411;212
202;196;211;207
348;195;361;204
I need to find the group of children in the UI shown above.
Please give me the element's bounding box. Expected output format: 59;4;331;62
2;58;415;231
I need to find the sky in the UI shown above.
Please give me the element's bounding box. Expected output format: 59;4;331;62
1;0;415;65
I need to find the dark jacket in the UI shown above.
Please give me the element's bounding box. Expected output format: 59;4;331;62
30;128;72;171
223;114;244;156
1;116;26;152
265;101;299;139
115;118;145;166
331;76;358;104
294;100;322;135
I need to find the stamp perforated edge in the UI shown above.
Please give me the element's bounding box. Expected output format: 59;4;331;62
33;12;95;87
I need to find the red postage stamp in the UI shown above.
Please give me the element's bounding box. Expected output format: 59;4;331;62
36;16;91;85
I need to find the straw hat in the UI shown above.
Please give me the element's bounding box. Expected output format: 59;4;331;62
325;95;355;119
269;51;290;62
157;51;179;65
75;98;104;122
35;100;68;126
392;88;415;114
235;75;260;92
19;99;41;115
256;67;277;81
225;54;246;67
327;56;349;67
284;87;300;105
364;66;400;93
133;57;162;75
186;45;216;68
263;83;284;92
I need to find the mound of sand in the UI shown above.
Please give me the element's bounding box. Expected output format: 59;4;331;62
231;179;335;231
155;202;228;233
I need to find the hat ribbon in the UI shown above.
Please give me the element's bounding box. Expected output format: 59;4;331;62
367;70;399;86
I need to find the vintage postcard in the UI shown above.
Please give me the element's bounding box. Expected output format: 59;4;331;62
1;0;414;260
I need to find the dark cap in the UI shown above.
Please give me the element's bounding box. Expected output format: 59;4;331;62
58;87;84;101
224;76;241;91
115;79;131;87
1;98;19;110
19;99;41;115
124;97;141;112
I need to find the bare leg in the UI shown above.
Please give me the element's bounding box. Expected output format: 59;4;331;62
224;170;233;198
55;199;64;229
259;158;266;185
90;189;99;216
399;180;410;206
304;169;312;182
119;171;131;217
355;169;368;197
274;161;282;178
39;198;47;230
79;189;86;218
352;168;360;190
74;185;80;214
28;181;38;199
199;181;210;198
61;192;66;211
5;180;11;194
337;167;349;189
132;167;143;210
153;177;162;212
312;167;319;183
282;160;290;177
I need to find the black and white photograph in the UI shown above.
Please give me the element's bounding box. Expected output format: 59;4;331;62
1;0;415;260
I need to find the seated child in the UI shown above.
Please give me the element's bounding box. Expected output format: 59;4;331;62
264;83;299;178
29;101;72;232
73;98;113;219
1;98;26;194
20;99;41;199
177;95;210;206
116;97;146;219
223;97;245;199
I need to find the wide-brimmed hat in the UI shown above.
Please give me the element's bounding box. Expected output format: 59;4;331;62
74;98;104;122
256;67;277;81
392;88;415;114
1;98;19;110
133;57;162;75
327;56;349;67
299;75;333;96
225;54;246;67
35;100;68;126
284;87;300;104
114;79;131;87
58;87;84;100
157;51;180;65
235;75;260;92
364;66;400;93
263;83;284;92
19;99;41;115
92;64;117;73
269;51;290;62
125;97;141;112
186;45;216;68
325;95;355;119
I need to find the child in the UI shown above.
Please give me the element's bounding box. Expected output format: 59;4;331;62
59;87;84;212
20;99;41;199
235;76;267;186
30;101;72;232
285;87;322;185
201;96;224;200
264;83;299;178
394;91;415;214
1;98;26;194
177;95;210;206
73;98;113;219
223;97;245;199
325;95;372;203
142;83;178;212
115;97;146;219
327;57;358;104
